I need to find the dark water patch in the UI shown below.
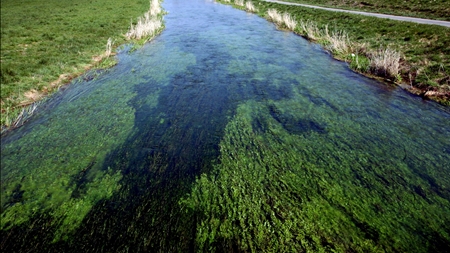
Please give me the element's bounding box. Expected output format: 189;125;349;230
268;104;326;134
1;184;24;211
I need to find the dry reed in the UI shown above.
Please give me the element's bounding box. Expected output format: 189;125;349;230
298;20;322;41
150;0;161;16
370;48;401;77
105;38;113;57
267;9;283;25
125;0;163;40
235;0;244;7
282;13;296;30
324;27;352;55
245;1;256;12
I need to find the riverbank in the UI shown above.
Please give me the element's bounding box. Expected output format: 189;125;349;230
0;0;165;129
219;0;450;105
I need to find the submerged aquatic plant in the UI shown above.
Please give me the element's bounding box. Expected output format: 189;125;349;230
181;99;450;252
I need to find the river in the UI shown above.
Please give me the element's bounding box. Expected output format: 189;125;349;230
1;0;450;252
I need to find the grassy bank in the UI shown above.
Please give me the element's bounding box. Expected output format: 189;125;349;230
221;0;450;105
0;0;164;128
281;0;450;21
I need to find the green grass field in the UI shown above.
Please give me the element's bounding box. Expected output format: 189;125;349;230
0;0;152;126
281;0;450;21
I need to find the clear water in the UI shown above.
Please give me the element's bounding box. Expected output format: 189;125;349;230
1;0;450;251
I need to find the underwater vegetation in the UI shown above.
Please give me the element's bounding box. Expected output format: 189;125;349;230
1;0;450;252
181;99;450;252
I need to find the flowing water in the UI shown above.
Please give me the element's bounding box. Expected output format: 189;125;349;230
1;0;450;252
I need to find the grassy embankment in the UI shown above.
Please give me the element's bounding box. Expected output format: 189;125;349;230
281;0;450;21
221;0;450;105
0;0;164;128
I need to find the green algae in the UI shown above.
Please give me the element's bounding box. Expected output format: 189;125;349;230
181;99;450;252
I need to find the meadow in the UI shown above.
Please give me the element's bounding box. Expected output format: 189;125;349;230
282;0;450;21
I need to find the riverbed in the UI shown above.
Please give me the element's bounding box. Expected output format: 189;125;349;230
1;0;449;251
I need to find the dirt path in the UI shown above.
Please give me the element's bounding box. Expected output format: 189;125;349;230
263;0;450;27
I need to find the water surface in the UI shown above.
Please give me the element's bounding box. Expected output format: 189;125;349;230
1;0;450;252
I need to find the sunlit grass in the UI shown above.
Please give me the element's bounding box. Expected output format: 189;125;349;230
0;0;166;127
280;0;450;21
234;0;244;7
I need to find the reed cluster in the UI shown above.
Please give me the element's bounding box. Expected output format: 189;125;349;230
267;9;297;30
266;8;401;80
245;1;257;12
369;48;401;78
267;8;283;25
125;0;164;40
234;0;244;7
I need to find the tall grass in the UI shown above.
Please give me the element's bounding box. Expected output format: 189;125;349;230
105;38;113;57
219;0;449;104
245;1;257;12
370;48;401;78
125;0;163;40
267;9;283;25
282;13;296;30
298;19;322;41
267;9;401;80
323;27;352;55
235;0;244;7
150;0;162;16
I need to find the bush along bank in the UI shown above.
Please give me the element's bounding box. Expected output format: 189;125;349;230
217;0;450;105
1;0;166;132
